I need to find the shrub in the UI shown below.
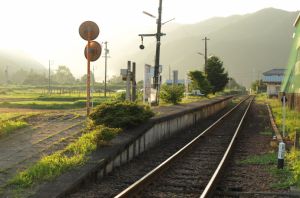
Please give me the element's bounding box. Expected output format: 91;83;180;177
286;148;300;186
114;91;126;102
160;84;185;104
89;101;154;129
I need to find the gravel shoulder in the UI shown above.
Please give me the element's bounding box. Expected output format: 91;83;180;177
215;99;289;197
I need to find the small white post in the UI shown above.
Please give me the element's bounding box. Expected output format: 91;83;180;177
277;142;285;169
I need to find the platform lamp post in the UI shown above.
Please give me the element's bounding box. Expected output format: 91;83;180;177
79;21;102;116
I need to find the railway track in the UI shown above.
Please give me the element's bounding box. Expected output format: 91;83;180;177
114;95;254;198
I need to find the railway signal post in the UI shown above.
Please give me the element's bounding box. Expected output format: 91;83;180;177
79;21;102;116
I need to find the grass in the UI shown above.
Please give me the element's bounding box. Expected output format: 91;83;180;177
0;120;29;136
0;99;106;109
257;93;300;188
257;93;300;138
0;85;117;110
237;151;294;189
9;125;121;188
260;130;273;136
269;167;294;189
286;148;300;187
237;152;277;165
0;112;36;137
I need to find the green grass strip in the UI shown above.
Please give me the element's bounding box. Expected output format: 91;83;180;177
259;130;273;136
269;167;294;189
0;120;29;136
9;125;121;188
237;152;277;165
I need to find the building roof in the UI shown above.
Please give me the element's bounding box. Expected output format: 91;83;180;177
294;12;300;27
263;69;285;76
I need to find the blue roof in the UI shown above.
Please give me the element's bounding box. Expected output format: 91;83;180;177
263;69;285;76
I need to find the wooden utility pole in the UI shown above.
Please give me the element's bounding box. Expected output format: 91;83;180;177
154;0;163;91
138;0;165;105
202;37;210;74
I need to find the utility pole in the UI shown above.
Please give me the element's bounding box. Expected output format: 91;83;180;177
48;60;51;95
154;0;163;93
4;66;8;84
138;0;166;105
169;65;171;80
202;37;210;74
103;41;109;97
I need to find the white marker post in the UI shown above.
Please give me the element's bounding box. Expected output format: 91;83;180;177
277;141;285;169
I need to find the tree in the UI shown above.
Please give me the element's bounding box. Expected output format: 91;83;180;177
80;72;95;84
206;56;229;94
52;65;76;84
160;84;185;104
11;69;29;84
251;80;266;93
226;77;245;91
109;75;123;84
23;70;48;85
189;70;212;96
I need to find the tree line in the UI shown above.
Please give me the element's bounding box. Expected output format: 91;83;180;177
0;65;96;85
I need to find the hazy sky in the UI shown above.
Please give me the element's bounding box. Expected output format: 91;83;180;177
0;0;299;81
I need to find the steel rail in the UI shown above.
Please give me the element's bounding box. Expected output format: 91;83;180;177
114;95;252;198
200;96;254;198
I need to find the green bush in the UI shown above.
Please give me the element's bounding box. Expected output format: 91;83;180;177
160;84;185;104
89;101;154;129
97;126;121;141
114;91;126;102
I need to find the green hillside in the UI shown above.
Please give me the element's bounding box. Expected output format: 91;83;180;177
126;8;298;88
0;50;45;83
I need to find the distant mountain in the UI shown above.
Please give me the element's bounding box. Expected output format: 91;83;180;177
116;8;299;88
0;50;45;83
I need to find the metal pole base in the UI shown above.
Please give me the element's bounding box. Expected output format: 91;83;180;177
277;159;284;169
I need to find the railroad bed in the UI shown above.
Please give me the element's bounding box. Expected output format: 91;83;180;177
67;96;248;197
114;96;253;197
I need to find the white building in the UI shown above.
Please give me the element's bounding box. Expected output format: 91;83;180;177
262;69;285;97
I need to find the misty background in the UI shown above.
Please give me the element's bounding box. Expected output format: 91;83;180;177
0;0;299;88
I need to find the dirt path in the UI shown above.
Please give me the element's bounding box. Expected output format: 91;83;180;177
0;112;86;188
